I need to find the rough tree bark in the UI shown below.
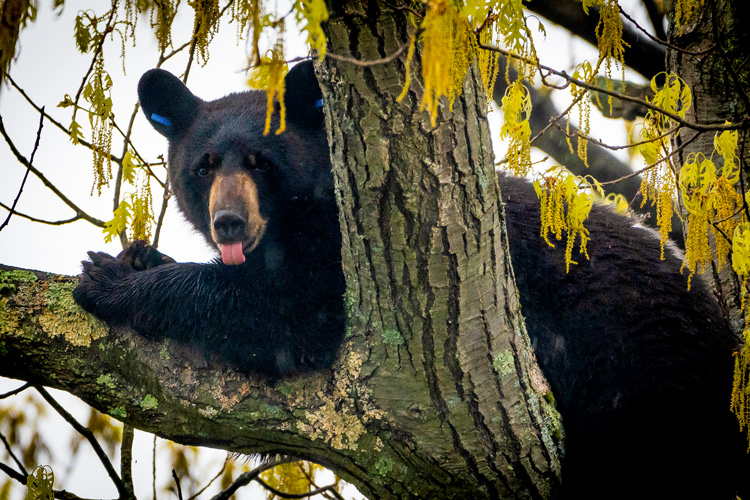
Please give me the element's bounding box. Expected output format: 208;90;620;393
667;0;750;333
0;1;563;498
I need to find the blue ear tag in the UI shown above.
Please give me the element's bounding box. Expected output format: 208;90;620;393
314;99;324;109
151;113;172;127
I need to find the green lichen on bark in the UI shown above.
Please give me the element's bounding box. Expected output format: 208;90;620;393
97;373;117;390
139;394;158;410
0;269;37;292
39;281;107;346
297;351;383;451
0;270;39;335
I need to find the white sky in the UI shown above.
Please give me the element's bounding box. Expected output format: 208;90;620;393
0;1;651;499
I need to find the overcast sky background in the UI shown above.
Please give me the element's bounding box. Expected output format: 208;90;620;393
0;1;647;499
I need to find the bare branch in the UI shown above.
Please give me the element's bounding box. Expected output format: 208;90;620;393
618;7;715;56
6;75;118;163
0;202;84;225
596;130;703;188
121;425;135;499
324;37;414;67
210;457;293;500
152;176;170;249
0;106;44;232
0;115;107;228
187;455;230;500
254;476;345;499
172;469;185;500
0;432;27;476
479;42;750;132
0;383;31;399
34;387;129;500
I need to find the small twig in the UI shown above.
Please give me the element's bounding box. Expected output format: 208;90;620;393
618;6;715;56
0;432;27;475
152;435;157;500
477;42;750;133
551;117;680;152
34;387;129;499
0;105;44;232
0;461;25;483
210;457;292;500
152;170;170;248
254;476;344;499
158;40;193;66
172;469;184;500
325;36;415;67
597;131;702;187
121;425;135;499
0;202;83;225
0;382;30;399
296;462;345;500
0;115;107;228
186;455;230;500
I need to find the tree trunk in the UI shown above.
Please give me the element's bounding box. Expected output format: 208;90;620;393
667;0;750;333
0;1;563;498
316;1;562;497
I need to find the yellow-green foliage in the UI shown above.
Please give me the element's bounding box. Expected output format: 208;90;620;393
293;0;328;59
102;151;154;243
583;0;627;96
414;0;463;126
188;0;221;65
637;73;692;257
26;465;54;500
679;133;742;286
673;0;705;32
260;461;339;500
500;80;532;176
533;169;593;273
568;61;596;167
83;57;114;196
247;42;288;136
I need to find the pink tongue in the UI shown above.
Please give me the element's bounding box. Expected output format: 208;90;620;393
220;242;245;265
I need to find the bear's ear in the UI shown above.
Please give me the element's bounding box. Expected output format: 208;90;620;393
284;60;324;129
138;69;201;140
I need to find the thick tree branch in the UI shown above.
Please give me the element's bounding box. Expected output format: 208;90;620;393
526;0;665;79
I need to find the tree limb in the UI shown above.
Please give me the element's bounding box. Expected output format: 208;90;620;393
525;0;665;79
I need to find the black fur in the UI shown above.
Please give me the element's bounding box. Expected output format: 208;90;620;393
73;61;746;498
75;62;344;376
501;175;744;499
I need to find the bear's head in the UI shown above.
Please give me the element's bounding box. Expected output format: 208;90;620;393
137;61;332;265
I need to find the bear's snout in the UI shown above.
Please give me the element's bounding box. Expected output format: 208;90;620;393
213;210;246;242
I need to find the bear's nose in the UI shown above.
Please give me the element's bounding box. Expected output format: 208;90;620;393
213;210;246;241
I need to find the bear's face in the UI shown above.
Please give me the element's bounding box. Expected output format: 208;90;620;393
138;63;331;265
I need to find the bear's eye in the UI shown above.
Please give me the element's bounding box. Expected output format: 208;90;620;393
255;159;271;172
247;153;272;172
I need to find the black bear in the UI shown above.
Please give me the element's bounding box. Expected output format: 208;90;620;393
501;175;746;498
73;61;746;498
73;62;346;376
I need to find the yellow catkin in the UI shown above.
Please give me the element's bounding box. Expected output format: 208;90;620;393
477;22;500;110
420;0;456;126
500;80;532;177
187;0;221;65
594;0;628;99
534;172;593;272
